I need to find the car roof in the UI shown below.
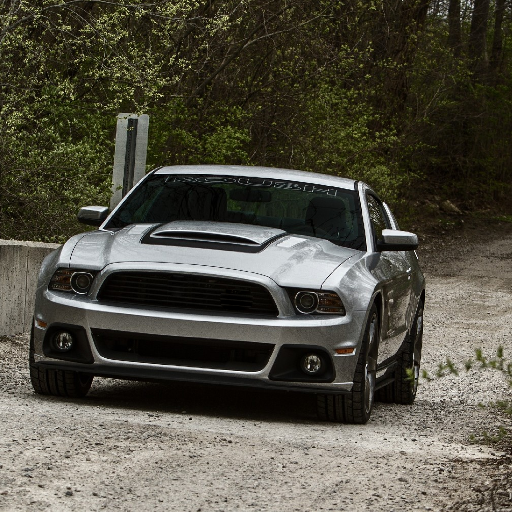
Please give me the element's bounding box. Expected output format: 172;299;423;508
153;165;358;190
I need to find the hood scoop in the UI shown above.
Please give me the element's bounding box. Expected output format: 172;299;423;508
141;221;286;253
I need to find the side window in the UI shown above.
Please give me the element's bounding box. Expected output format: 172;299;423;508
366;194;389;242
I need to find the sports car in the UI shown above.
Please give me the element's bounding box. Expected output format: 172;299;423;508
30;165;425;424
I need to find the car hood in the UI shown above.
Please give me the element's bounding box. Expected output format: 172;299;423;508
66;222;358;287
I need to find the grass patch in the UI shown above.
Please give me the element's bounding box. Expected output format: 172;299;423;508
429;347;512;447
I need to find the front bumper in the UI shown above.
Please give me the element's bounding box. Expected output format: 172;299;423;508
33;280;367;394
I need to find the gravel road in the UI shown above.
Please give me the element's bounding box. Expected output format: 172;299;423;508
1;221;511;512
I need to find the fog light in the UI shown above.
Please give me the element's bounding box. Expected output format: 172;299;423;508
301;353;323;375
53;331;74;352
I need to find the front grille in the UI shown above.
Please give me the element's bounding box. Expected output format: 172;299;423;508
92;329;274;372
97;272;278;316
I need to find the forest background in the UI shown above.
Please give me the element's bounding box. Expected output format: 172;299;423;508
1;0;511;242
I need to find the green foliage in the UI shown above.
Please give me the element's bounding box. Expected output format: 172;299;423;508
0;0;258;240
405;15;512;208
435;347;512;446
0;91;114;242
405;367;416;384
440;346;511;380
494;215;512;223
293;85;404;203
474;346;509;372
2;1;512;241
435;358;459;378
470;426;508;445
148;102;250;167
421;369;433;382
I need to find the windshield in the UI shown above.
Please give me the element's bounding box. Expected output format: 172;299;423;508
106;174;366;250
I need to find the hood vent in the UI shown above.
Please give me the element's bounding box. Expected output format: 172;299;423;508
141;221;286;253
152;231;260;246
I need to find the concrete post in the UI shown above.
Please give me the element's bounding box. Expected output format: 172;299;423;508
110;113;149;210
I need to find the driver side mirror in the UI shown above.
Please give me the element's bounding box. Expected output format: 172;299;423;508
377;229;418;252
77;206;109;227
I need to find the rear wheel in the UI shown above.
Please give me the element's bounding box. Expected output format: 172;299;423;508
394;300;423;405
29;324;93;398
317;304;378;424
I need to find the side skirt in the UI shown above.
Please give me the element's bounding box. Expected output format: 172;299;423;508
375;360;398;391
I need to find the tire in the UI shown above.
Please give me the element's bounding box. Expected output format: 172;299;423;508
29;323;93;398
394;300;423;405
317;304;379;424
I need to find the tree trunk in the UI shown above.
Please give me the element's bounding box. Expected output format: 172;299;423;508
447;0;462;56
468;0;490;78
490;0;506;76
372;0;430;113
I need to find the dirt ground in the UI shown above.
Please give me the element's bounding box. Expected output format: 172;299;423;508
1;218;511;512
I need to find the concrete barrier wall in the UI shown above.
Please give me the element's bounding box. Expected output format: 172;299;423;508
0;240;61;336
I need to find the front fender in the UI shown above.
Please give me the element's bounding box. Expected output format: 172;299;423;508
37;248;62;290
322;252;381;313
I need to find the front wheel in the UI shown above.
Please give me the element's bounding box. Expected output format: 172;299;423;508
29;364;93;398
317;304;379;424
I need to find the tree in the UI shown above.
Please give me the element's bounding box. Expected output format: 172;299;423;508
1;0;512;242
490;0;506;77
447;0;462;55
468;0;491;78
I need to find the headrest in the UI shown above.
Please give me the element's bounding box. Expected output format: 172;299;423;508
305;196;347;237
306;196;346;218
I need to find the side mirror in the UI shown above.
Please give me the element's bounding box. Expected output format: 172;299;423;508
377;229;418;252
77;206;109;227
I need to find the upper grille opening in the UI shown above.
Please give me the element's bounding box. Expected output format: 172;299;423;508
97;272;279;317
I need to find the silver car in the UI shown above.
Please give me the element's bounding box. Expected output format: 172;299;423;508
30;165;425;424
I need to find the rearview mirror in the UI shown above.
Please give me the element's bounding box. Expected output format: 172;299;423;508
377;229;418;252
77;206;109;227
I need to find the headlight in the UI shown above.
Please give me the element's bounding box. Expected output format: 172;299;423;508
292;290;345;315
49;269;97;295
295;291;318;313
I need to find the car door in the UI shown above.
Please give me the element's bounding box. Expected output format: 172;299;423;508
366;194;413;363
